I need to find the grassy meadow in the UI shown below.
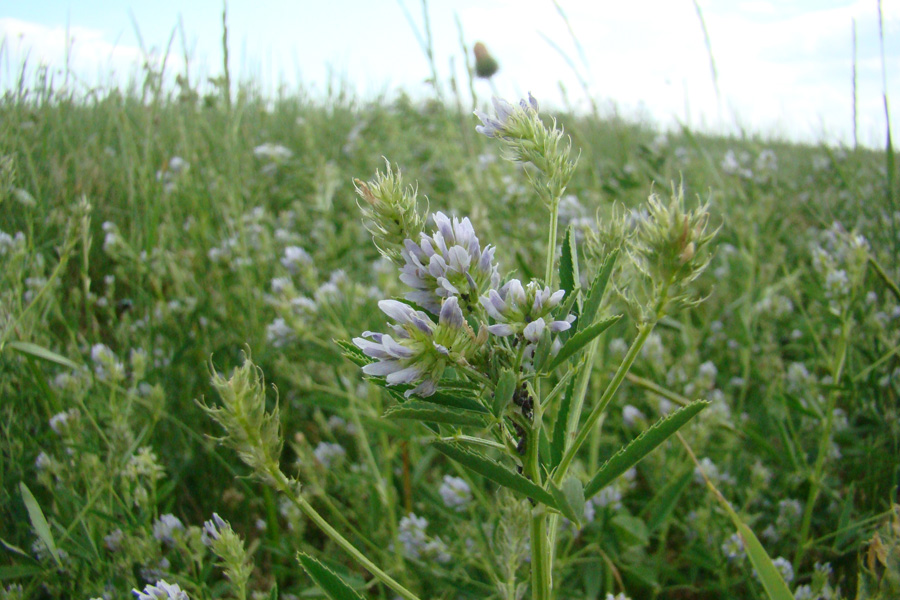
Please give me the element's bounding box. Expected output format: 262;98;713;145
1;47;899;600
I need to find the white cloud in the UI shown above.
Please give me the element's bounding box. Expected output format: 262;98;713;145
0;18;177;90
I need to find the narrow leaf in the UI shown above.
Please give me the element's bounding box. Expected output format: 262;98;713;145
550;477;585;525
432;441;559;509
492;369;517;418
383;401;487;427
717;500;794;600
385;388;488;414
19;482;61;566
578;249;619;332
585;401;709;498
0;564;45;580
559;226;579;310
297;552;365;600
641;468;693;533
543;315;621;374
532;327;553;373
550;376;577;470
335;340;370;367
6;341;79;370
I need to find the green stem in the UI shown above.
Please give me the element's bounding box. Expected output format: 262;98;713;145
554;319;657;483
270;469;423;600
525;380;551;600
545;196;560;287
793;317;849;568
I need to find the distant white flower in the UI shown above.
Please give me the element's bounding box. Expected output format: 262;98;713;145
593;486;622;509
398;513;429;560
772;556;794;583
622;405;644;428
49;409;78;435
152;514;184;546
313;442;346;468
133;580;189;600
281;246;312;273
721;532;745;561
439;475;472;511
253;143;293;161
266;318;295;348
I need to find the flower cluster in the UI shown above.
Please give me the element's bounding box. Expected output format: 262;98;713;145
354;298;479;397
133;580;189;600
400;212;499;314
482;279;574;344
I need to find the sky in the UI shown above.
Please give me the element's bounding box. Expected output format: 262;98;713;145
1;0;899;148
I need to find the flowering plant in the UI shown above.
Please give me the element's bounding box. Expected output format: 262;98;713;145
203;94;719;600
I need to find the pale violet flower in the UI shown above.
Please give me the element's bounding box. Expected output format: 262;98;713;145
400;212;499;314
281;246;312;273
474;94;539;138
439;475;472;511
133;580;189;600
354;297;479;398
201;513;229;546
152;514;184;546
481;279;574;365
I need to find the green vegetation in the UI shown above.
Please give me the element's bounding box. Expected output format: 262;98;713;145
0;51;899;600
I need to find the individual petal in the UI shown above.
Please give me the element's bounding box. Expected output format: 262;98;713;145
487;323;516;336
406;378;437;398
439;296;465;330
548;289;565;307
548;319;572;333
353;337;391;359
362;360;403;377
523;317;546;343
379;299;415;323
381;335;416;358
386;365;423;385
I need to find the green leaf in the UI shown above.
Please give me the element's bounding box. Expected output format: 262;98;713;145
432;441;559;510
19;482;61;567
385;388;488;414
297;552;365;600
532;327;553;373
585;400;709;498
610;513;649;547
640;467;693;533
6;341;79;370
335;339;370;367
543;315;621;374
550;376;577;470
550;477;585;525
559;226;579;311
578;249;618;332
718;505;794;600
492;369;517;418
383;401;488;427
0;564;44;580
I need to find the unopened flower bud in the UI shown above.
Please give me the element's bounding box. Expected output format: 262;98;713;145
473;42;499;79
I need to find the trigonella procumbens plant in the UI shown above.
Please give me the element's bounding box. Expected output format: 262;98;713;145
203;94;717;600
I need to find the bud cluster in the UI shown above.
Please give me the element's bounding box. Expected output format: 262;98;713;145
475;95;577;204
354;162;426;264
